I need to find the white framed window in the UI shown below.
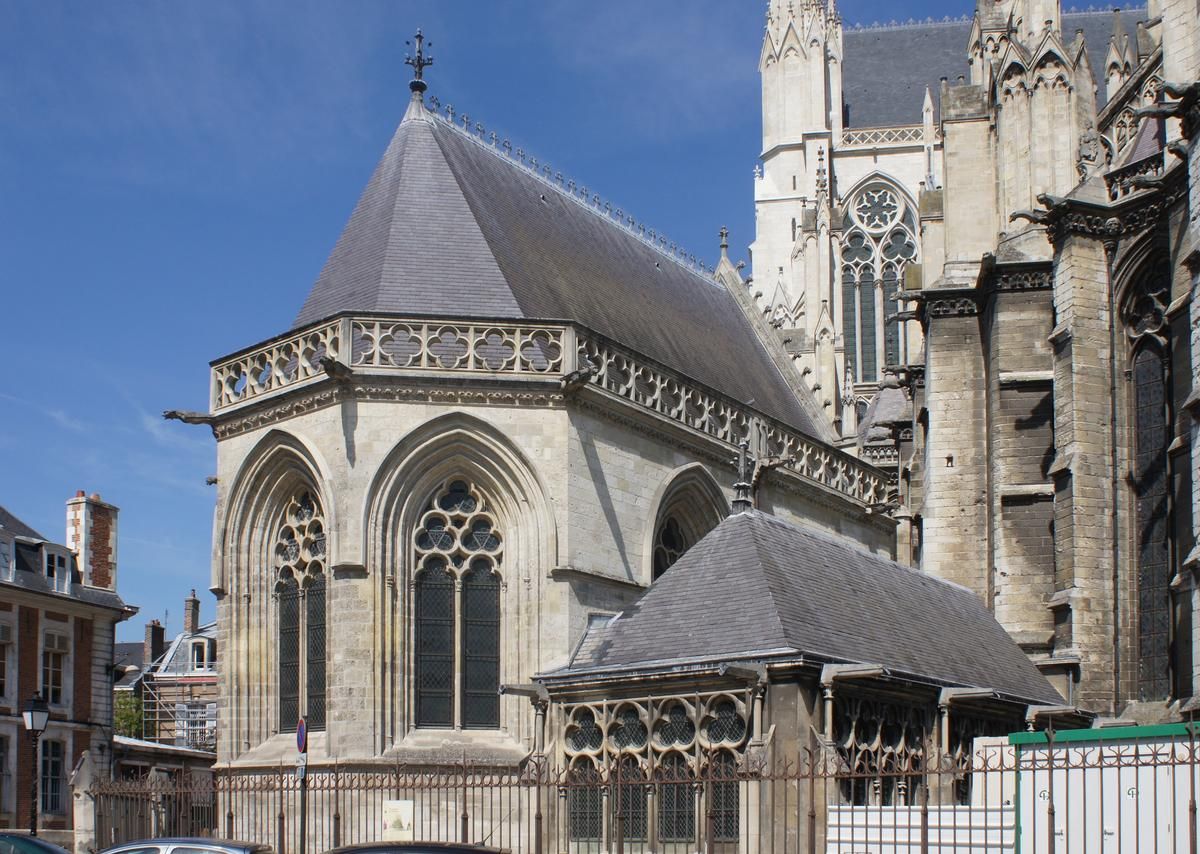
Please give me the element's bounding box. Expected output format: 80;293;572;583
43;549;69;594
0;622;12;702
0;732;12;815
190;640;207;671
0;537;12;581
40;738;65;814
42;631;69;706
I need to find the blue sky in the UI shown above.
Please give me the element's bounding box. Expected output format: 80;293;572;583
1;0;976;640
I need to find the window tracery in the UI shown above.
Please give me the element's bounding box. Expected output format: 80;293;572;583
413;479;503;729
833;694;930;806
840;182;919;384
274;489;327;732
562;692;749;843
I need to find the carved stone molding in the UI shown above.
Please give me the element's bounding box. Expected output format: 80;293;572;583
925;294;980;318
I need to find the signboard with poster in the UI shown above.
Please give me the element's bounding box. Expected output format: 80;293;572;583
381;800;415;841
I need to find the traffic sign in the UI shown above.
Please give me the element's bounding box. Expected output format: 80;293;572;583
297;717;308;754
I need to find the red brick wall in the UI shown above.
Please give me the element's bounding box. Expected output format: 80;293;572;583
73;618;92;721
15;607;38;831
88;505;114;589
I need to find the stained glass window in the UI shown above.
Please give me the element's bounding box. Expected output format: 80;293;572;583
709;751;740;842
568;760;603;841
413;480;503;729
278;575;301;732
841;182;919;384
652;516;689;579
1133;343;1170;701
275;489;328;733
657;753;694;841
615;757;648;841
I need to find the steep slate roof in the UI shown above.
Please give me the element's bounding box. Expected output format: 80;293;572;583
842;8;1145;127
113;641;144;690
558;511;1061;705
294;96;825;438
0;505;46;541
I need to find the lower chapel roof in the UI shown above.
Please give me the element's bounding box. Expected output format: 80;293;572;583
843;8;1146;127
292;94;827;440
550;511;1063;707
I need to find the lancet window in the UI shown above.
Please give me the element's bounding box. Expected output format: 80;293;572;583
275;489;327;733
840;182;918;384
413;480;502;729
562;692;749;843
1123;259;1176;702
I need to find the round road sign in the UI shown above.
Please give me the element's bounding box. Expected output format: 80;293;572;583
297;717;308;754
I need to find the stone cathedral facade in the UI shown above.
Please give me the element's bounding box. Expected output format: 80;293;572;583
194;0;1200;810
751;0;1200;718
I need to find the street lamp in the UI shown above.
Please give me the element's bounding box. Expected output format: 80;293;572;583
22;693;49;837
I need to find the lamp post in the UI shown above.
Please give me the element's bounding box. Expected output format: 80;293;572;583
22;693;49;837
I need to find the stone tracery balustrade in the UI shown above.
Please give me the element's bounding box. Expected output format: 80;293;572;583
211;319;343;411
1105;151;1164;201
840;125;926;148
210;315;888;508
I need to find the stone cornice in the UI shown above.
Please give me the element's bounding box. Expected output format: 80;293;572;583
1040;160;1187;245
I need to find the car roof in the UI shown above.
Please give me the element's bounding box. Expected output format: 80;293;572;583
102;841;270;854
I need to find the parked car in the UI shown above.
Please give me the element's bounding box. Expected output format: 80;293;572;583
323;845;505;854
0;835;73;854
100;840;273;854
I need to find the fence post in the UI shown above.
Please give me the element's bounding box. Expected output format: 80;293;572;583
920;733;931;854
705;754;715;854
1189;714;1197;854
223;771;233;839
1045;723;1056;854
807;748;817;854
332;762;341;850
460;758;469;843
534;758;544;854
277;765;287;854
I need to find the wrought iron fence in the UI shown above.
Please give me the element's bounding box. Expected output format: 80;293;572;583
90;732;1200;854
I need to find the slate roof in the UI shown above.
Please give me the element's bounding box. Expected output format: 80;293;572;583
114;641;144;690
293;96;826;439
0;505;45;541
555;511;1061;705
152;621;217;677
842;8;1146;127
0;503;131;612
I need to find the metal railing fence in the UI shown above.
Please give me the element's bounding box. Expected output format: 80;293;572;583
90;733;1200;854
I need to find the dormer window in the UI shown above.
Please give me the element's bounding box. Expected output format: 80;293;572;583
190;640;210;671
0;538;11;580
43;550;69;593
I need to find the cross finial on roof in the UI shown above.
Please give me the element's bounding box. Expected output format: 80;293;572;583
405;29;434;94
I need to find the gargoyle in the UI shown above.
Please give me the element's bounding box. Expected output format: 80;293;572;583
559;358;597;393
1010;209;1051;224
319;356;354;382
162;410;216;426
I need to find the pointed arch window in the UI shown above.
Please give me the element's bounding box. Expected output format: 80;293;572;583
274;489;327;732
1124;260;1175;701
840;182;918;384
413;480;502;729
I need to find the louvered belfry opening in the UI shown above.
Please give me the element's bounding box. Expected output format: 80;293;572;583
413;479;502;730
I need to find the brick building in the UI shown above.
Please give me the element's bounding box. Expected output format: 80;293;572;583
0;493;134;842
116;591;218;754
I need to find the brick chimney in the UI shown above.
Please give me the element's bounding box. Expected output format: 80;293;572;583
65;490;119;590
144;620;165;667
184;589;201;635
